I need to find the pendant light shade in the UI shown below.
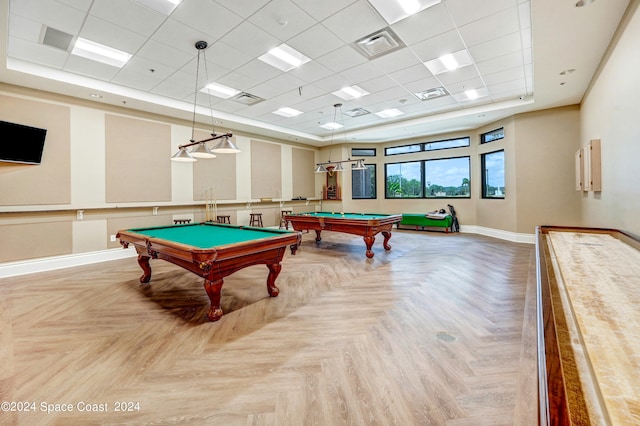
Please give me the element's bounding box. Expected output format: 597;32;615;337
190;142;217;158
212;135;241;153
171;147;196;162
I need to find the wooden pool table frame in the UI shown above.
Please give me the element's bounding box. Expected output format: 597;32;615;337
117;223;301;321
284;212;402;258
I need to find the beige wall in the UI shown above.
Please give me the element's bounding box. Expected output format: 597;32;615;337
513;107;582;233
580;1;640;236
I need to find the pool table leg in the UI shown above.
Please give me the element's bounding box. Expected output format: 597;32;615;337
137;255;152;283
363;236;375;258
266;263;281;297
203;278;224;322
314;230;322;243
382;231;392;251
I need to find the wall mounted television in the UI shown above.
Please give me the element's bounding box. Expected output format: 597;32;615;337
0;120;48;164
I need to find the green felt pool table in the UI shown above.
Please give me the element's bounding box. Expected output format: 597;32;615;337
116;222;301;321
283;212;402;258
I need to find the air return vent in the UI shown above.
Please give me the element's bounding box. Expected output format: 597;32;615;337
231;92;264;106
353;27;405;59
41;26;74;51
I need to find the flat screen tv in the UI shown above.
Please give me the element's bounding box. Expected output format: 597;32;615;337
0;120;48;164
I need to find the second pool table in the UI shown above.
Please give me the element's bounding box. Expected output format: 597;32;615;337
283;212;402;258
117;222;301;321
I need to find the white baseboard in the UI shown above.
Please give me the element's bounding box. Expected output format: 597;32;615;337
0;247;137;279
0;226;534;278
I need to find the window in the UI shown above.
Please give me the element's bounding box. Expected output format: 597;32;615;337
351;148;376;157
352;164;376;199
425;156;470;198
481;128;504;144
424;137;469;151
385;161;423;198
481;150;505;198
385;144;421;156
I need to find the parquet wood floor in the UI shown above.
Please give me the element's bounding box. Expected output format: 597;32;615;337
0;230;537;425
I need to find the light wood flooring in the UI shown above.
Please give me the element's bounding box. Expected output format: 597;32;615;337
1;229;538;425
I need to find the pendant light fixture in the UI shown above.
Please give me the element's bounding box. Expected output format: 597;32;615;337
171;41;240;162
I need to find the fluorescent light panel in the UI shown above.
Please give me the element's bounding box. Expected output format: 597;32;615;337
133;0;182;15
200;82;241;99
452;87;489;102
367;0;442;24
320;122;343;130
71;38;132;68
273;107;303;118
258;43;311;72
424;49;474;75
375;108;404;118
332;85;369;101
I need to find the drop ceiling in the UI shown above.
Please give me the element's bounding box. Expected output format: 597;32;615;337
0;0;632;146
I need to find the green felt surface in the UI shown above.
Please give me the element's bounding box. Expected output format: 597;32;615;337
128;223;291;249
400;214;452;227
291;212;392;220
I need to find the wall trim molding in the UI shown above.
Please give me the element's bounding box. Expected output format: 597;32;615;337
0;226;535;278
0;247;137;279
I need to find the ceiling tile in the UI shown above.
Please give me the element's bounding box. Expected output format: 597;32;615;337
410;30;466;63
79;15;147;54
291;0;358;22
444;0;515;27
89;0;165;37
10;0;86;35
468;31;523;63
316;45;368;73
287;24;344;59
63;55;121;81
219;21;280;59
391;3;455;46
171;0;243;41
321;1;387;44
288;61;335;84
7;37;67;69
436;65;480;86
136;39;192;69
457;7;520;48
249;0;318;41
213;0;271;19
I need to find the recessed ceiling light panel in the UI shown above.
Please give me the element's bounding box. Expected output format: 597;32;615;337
320;122;343;130
452;87;489;102
367;0;442;24
258;43;311;72
273;107;304;117
332;85;370;101
71;37;132;68
200;82;241;99
424;49;473;75
374;108;404;118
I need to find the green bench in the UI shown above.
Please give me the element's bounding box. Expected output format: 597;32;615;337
398;213;453;233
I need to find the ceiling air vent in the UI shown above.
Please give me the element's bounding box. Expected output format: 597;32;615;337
414;87;449;101
353;27;406;59
344;108;371;117
231;92;264;106
40;26;74;51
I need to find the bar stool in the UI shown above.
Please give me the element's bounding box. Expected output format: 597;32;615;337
216;215;231;224
173;219;191;224
280;210;292;229
249;213;263;227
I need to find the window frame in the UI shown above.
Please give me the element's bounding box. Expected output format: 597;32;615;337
384;144;422;156
423;137;470;152
351;163;377;199
351;148;376;157
384;160;424;198
480;127;504;144
481;149;505;199
424;155;471;199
